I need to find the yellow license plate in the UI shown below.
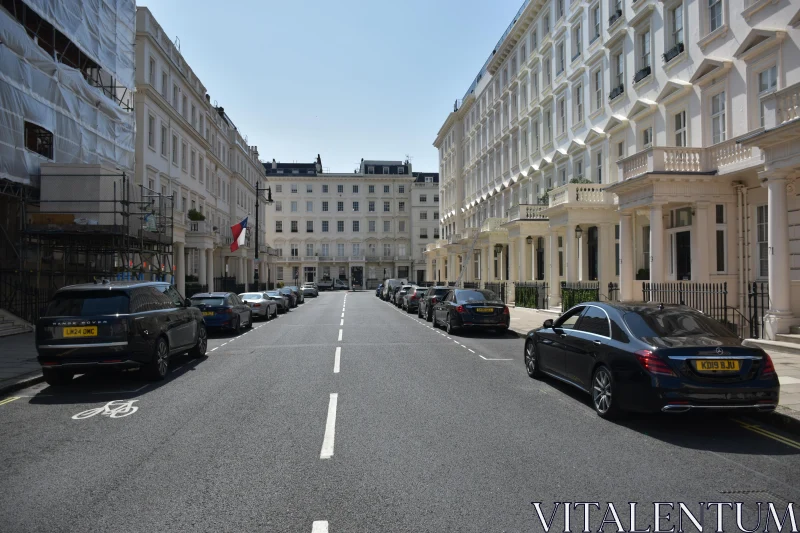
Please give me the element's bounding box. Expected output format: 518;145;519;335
63;326;97;338
476;308;494;313
202;311;214;316
694;359;740;372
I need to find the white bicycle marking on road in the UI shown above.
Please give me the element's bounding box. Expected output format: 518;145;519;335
72;400;139;420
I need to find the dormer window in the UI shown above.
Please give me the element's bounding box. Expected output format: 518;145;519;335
368;166;375;174
398;167;404;174
383;166;389;174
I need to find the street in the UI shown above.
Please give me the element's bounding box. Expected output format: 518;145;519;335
1;291;799;532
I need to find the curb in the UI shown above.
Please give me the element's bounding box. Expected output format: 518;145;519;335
0;372;43;397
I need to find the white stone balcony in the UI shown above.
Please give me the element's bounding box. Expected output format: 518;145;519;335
447;233;462;245
508;204;549;222
548;183;615;208
480;217;507;232
188;220;211;234
764;82;800;128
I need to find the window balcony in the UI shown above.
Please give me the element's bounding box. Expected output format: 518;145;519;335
633;66;652;84
447;234;462;245
302;256;318;262
480;217;507;233
608;9;623;26
608;84;624;102
507;204;549;222
548;183;615;208
662;42;684;64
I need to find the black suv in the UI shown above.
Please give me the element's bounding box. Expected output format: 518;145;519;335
36;280;207;386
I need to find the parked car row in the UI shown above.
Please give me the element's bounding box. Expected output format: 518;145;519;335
33;280;319;387
379;280;511;335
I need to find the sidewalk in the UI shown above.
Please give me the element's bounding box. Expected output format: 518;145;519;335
508;306;800;419
0;332;42;394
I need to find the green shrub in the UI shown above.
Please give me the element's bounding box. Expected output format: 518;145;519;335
187;209;205;221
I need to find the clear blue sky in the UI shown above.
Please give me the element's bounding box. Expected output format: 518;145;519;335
142;0;524;173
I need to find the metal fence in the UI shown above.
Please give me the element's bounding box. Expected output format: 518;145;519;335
484;282;508;303
0;270;55;324
560;281;600;312
184;283;208;297
514;281;549;309
606;282;620;302
462;282;480;289
747;281;769;339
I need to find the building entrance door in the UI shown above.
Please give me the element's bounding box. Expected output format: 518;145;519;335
536;237;545;280
588;226;599;281
676;231;691;280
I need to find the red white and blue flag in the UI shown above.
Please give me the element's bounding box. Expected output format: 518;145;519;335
230;217;248;252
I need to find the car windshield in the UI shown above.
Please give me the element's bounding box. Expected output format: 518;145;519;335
240;293;263;300
623;306;736;346
430;288;450;297
190;297;226;306
279;289;292;294
456;290;500;303
45;291;130;317
266;292;281;297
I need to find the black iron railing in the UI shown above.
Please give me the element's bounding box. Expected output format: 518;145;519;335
484;282;508;303
462;282;480;289
606;282;620;302
515;281;549;309
747;281;769;339
184;283;208;297
633;66;652;84
561;281;600;312
608;84;624;101
662;42;684;63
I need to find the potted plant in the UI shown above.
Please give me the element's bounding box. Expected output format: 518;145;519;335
187;208;205;221
636;268;650;280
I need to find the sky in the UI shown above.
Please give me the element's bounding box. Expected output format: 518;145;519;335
141;0;525;173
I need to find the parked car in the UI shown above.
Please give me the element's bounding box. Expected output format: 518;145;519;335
394;285;414;307
333;278;349;290
381;279;407;301
523;302;779;419
432;289;509;335
375;284;383;297
239;292;278;320
190;292;253;333
317;278;334;291
35;280;207;385
301;283;319;297
286;286;305;304
265;291;289;313
419;286;451;321
402;287;428;313
278;287;298;308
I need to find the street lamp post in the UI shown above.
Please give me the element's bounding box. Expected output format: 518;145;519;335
254;184;274;291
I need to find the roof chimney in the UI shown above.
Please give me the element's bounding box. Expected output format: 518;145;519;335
271;158;277;169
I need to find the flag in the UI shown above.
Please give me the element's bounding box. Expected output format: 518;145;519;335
230;217;248;252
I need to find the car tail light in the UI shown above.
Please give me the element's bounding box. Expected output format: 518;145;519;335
411;295;417;301
253;303;261;307
502;306;510;315
762;354;776;378
432;297;438;304
456;305;465;313
224;309;233;315
635;349;676;376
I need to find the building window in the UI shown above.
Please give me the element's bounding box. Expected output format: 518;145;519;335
367;166;375;174
420;228;428;238
635;30;651;83
420;212;428;220
368;185;375;193
434;211;439;220
276;201;283;212
420;194;427;202
337;244;345;257
337;201;344;212
171;134;178;164
322;184;328;193
434;194;439;202
558;236;564;276
384;244;392;257
291;201;298;212
714;204;727;272
369;220;376;232
557;97;566;136
383;166;389;174
592;69;603;112
574;84;584;124
399;201;405;212
322;221;329;232
368;201;375;212
758;66;777;128
160;124;167;156
275;221;282;232
384;201;390;212
532;120;540;151
353;185;359;193
277;267;284;280
306;201;313;212
531;29;538;50
708;0;722;33
574;159;584;180
591;4;601;41
544;108;553;145
181;142;187;170
617;140;625;160
291;221;298;233
398;167;405;174
147;114;155;148
544;58;552;87
595;151;603;183
337;221;344;232
615;225;620;276
543;10;550;35
384;185;390;193
557;0;564;19
711;91;726;144
399;185;405;194
642;126;653;148
669;3;683;50
556;42;565;75
307;221;314;233
756;205;768;278
322;201;329;212
353;201;359;212
572;24;582;60
353;221;360;232
172;84;178;107
337;184;344;193
384;220;391;232
290;245;299;258
674;111;687;147
291;184;298;193
611;50;624;98
276;184;283;193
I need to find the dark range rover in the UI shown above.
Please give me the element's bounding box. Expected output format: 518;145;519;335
36;280;207;386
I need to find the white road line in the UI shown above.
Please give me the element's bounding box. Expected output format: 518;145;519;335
210;347;219;352
311;520;329;532
341;313;345;318
320;393;338;459
459;344;466;348
453;340;460;344
334;347;341;373
479;355;513;361
338;329;343;341
340;319;344;326
468;349;475;353
221;342;228;346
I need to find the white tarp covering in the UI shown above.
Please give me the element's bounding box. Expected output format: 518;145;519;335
0;0;135;186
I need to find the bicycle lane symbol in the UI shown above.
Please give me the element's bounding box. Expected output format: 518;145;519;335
72;400;139;420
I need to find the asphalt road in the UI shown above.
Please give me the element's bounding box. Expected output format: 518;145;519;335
1;291;799;532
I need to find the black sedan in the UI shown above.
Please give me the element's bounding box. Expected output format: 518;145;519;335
419;286;451;322
523;302;779;419
432;289;509;334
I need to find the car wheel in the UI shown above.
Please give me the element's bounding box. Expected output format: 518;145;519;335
144;337;169;381
417;307;423;318
189;324;207;359
245;312;253;329
592;366;622;419
426;310;433;322
524;340;542;378
42;368;74;386
446;316;457;335
233;316;242;334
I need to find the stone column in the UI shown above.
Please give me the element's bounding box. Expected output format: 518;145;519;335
481;245;489;287
531;237;538;281
206;249;214;290
693;202;710;282
548;231;560;307
174;242;186;297
566;224;578;282
198;247;207;291
619;213;634;301
649;203;665;284
764;173;797;338
509;239;518;281
599;223;615;293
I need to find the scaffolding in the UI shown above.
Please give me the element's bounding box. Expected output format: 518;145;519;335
0;172;175;322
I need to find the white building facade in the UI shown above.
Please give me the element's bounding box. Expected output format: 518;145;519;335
263;159;439;288
427;0;800;339
410;173;441;284
134;7;267;298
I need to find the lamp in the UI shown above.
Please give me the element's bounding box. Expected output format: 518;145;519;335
575;225;583;240
494;244;503;255
526;235;533;245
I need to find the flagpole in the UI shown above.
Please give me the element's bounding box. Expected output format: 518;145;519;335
254;184;273;291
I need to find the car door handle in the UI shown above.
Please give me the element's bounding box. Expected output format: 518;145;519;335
559;333;567;338
593;340;603;346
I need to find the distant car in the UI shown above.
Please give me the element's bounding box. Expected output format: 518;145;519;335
35;280;207;385
302;283;319;297
333;279;349;290
419;286;451;322
394;285;414;307
266;291;289;313
375;284;383;297
278;287;297;308
190;292;253;333
239;292;278;320
381;279;407;301
524;302;779;419
317;278;334;291
432;289;509;335
402;287;428;313
286;286;305;304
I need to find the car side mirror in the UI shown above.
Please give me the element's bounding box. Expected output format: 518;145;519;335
543;319;554;329
184;298;192;308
